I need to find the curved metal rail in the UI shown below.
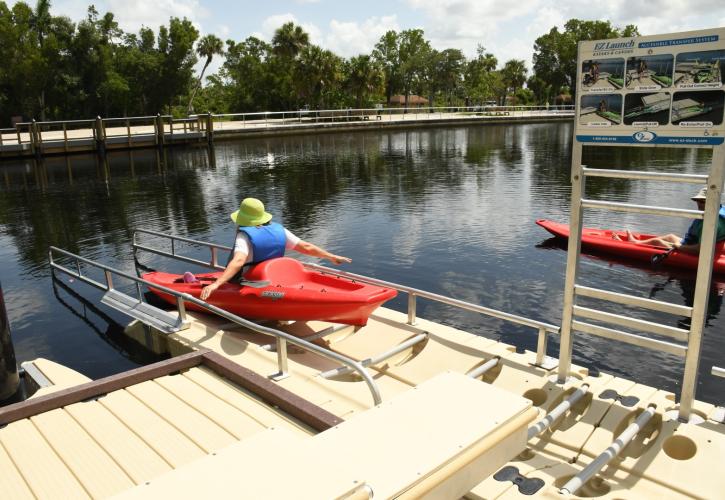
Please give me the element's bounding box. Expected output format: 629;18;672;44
48;246;382;405
132;228;561;366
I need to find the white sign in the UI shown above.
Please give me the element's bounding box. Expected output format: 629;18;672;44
576;27;725;146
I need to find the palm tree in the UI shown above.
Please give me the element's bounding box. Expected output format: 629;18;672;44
272;22;309;60
295;46;341;108
346;55;384;109
187;34;224;114
501;59;527;105
31;0;52;120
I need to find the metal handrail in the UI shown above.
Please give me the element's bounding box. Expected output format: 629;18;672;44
201;104;575;120
131;228;561;365
48;245;382;406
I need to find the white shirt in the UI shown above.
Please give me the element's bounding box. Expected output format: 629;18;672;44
234;228;301;265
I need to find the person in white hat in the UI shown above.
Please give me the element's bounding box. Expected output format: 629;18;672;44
200;198;351;300
615;187;725;252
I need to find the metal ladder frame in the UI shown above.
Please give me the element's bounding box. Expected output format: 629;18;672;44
558;137;725;422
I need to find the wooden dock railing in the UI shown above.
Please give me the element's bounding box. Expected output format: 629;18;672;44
0;105;574;159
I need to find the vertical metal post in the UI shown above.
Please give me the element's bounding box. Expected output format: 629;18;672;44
210;247;218;268
126;118;131;146
175;295;188;322
104;270;114;291
407;293;417;325
271;337;289;380
558;143;585;383
679;147;725;421
535;326;548;366
171;238;175;256
63;123;68;153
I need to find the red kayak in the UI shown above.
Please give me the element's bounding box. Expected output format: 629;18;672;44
536;219;725;274
143;257;397;326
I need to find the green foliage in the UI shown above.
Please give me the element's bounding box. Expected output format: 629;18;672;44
464;46;500;105
345;55;384;108
501;59;527;104
0;1;199;123
0;4;642;123
188;34;224;113
372;30;401;103
532;19;639;100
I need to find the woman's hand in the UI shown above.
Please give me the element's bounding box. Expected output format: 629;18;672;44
328;254;352;265
200;282;219;300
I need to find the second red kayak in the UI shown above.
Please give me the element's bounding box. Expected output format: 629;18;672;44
536;219;725;274
143;257;397;326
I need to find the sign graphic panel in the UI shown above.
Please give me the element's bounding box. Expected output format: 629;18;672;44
576;28;725;146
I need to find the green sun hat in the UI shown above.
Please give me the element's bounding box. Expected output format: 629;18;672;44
230;198;273;226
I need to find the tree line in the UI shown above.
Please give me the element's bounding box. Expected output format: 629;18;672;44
0;1;639;125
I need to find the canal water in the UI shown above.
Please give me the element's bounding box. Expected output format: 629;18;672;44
1;122;723;406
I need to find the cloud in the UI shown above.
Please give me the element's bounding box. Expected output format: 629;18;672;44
260;13;323;45
258;13;399;58
324;16;400;57
405;0;725;71
45;0;207;32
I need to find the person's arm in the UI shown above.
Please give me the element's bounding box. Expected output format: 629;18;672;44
677;243;700;255
200;251;247;300
292;240;351;265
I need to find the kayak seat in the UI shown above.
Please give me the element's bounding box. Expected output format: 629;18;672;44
245;257;369;291
244;257;310;287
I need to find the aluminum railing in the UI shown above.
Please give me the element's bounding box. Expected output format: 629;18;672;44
196;104;574;131
48;245;382;406
132;228;561;367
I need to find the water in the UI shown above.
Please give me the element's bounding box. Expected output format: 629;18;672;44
1;122;723;406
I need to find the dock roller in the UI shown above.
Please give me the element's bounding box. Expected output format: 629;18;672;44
560;405;656;495
527;383;589;440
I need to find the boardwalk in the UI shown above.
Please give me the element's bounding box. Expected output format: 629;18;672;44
0;106;574;159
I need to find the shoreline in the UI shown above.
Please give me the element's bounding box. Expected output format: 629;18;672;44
0;109;573;160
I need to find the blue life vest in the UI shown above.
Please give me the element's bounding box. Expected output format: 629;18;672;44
682;206;725;245
237;222;287;264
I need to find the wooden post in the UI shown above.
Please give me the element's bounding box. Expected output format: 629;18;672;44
0;280;19;402
30;119;39;157
94;116;106;155
155;113;165;147
206;112;214;144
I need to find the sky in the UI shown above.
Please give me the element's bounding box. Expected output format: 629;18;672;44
17;0;725;77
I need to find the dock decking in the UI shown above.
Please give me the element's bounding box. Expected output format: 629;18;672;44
0;106;574;159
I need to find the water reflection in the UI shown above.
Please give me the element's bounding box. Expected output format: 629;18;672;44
51;275;168;366
0;123;723;406
539;235;724;326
